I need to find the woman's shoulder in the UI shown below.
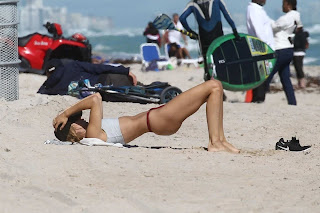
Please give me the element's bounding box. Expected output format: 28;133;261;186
287;10;301;18
278;10;300;22
288;10;302;26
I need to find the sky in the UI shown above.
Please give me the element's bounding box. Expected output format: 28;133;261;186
41;0;316;28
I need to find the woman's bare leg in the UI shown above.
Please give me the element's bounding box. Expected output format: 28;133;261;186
176;48;183;59
149;80;239;153
182;48;191;59
205;81;227;152
216;87;239;153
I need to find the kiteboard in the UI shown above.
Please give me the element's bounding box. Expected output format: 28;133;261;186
153;14;198;40
206;33;277;91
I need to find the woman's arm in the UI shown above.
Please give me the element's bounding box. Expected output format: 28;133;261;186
271;15;293;33
128;71;137;86
54;93;104;139
163;31;169;44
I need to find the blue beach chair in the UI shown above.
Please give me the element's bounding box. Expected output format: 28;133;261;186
140;43;170;71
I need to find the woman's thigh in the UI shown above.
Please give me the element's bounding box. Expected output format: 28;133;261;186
149;80;222;135
278;49;294;82
267;49;293;84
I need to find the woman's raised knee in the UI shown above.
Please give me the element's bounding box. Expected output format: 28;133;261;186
91;92;102;104
205;79;223;93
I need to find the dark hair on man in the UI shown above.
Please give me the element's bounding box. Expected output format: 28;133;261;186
252;0;265;5
286;0;297;10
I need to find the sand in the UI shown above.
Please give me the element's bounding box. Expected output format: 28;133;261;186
0;64;319;212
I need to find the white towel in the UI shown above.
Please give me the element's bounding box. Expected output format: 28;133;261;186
44;138;125;148
79;138;124;148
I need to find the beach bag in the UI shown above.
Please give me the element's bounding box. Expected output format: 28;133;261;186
97;73;133;87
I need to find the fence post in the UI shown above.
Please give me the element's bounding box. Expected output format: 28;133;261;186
0;0;20;101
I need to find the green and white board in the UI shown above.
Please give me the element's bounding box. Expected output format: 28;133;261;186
206;33;277;91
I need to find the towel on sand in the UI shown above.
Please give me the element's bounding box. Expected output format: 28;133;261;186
44;138;125;148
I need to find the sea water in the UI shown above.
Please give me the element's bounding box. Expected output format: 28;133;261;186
87;24;320;65
21;24;320;65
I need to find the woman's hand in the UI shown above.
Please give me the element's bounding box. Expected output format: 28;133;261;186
128;71;138;86
53;112;68;131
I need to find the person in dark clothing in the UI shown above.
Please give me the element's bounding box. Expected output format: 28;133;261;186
265;0;302;105
38;59;137;95
143;22;161;47
293;29;309;88
179;0;240;81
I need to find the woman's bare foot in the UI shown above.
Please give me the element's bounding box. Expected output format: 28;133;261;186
208;140;239;153
222;140;240;153
208;141;229;152
298;78;306;89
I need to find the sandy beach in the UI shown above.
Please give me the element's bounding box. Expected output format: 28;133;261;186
0;64;319;212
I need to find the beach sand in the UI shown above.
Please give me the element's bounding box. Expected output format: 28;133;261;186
0;64;319;212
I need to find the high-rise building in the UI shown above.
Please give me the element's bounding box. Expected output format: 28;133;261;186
20;0;45;32
26;0;43;8
19;0;113;35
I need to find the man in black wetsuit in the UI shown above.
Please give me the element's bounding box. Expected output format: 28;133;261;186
180;0;240;81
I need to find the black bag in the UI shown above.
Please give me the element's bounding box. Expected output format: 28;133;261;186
97;73;133;87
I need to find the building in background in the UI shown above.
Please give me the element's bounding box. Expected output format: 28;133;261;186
19;0;112;35
26;0;42;7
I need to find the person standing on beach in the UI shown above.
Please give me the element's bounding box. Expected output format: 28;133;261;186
293;28;309;88
179;0;240;81
246;0;274;103
265;0;302;105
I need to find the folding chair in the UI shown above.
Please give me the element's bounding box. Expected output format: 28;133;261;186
140;43;170;71
164;43;199;68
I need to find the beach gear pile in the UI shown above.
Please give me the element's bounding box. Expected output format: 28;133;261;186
68;79;182;104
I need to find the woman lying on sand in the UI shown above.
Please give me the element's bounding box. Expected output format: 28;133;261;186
53;79;239;153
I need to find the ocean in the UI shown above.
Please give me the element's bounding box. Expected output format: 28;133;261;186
85;24;320;65
31;24;320;65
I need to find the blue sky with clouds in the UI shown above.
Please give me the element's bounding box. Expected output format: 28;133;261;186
42;0;315;28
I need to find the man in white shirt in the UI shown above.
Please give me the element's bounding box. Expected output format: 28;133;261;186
246;0;274;103
168;16;186;47
247;0;274;49
164;13;191;59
